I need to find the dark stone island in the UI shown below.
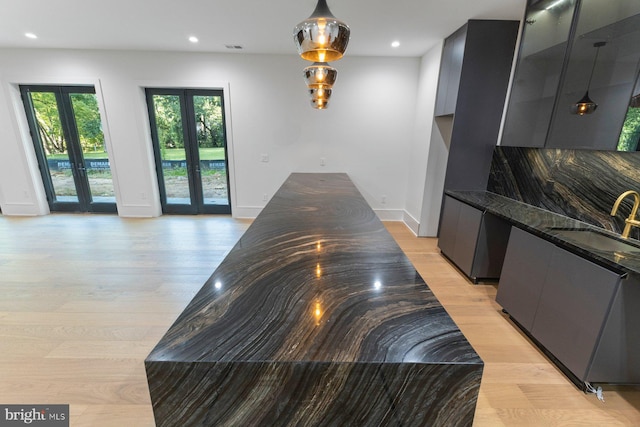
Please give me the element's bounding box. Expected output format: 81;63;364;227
145;173;483;427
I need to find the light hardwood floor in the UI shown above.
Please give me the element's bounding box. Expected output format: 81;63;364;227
0;215;638;426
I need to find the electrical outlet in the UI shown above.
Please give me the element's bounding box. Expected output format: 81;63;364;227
381;195;387;205
260;154;269;163
263;193;268;202
320;157;326;166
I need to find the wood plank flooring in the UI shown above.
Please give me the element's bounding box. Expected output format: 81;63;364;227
0;215;638;426
387;222;640;427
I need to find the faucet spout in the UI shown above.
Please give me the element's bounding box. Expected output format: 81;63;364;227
611;190;640;239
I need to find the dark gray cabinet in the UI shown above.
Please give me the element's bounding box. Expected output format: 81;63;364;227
438;195;511;282
434;25;465;117
533;244;621;381
589;277;640;383
495;227;554;331
497;227;624;384
437;194;463;259
438;20;519;192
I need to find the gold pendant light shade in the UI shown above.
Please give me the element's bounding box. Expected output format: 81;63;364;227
303;62;337;89
305;63;335;109
294;0;350;62
309;87;332;99
309;87;332;110
311;96;330;109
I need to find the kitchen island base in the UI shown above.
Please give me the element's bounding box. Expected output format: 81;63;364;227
146;173;483;426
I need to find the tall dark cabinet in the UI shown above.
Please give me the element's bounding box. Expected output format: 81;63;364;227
437;20;520;192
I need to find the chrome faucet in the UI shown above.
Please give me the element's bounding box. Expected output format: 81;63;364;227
611;190;640;239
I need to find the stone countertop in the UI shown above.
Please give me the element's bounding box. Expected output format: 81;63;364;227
149;175;482;365
146;173;483;426
446;190;640;278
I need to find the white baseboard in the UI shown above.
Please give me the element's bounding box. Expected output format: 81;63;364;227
401;212;420;236
232;206;263;219
117;204;161;218
0;202;47;216
374;209;404;221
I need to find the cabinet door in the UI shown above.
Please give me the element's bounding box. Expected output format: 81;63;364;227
443;27;466;115
589;278;640;383
435;26;466;116
531;246;621;381
471;212;512;279
438;196;461;257
496;227;554;330
452;202;483;277
435;35;455;116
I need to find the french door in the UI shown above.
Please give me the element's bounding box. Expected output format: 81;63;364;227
146;88;231;214
20;85;116;213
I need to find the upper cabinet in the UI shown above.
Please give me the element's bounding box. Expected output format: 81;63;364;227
434;26;466;117
501;0;640;151
437;20;519;192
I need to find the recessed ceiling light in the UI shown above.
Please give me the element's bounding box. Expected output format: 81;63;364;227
391;41;400;48
188;36;199;43
25;33;38;39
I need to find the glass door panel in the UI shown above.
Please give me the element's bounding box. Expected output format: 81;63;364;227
28;91;79;203
192;95;228;207
501;0;579;147
147;89;231;214
69;93;116;204
148;93;192;207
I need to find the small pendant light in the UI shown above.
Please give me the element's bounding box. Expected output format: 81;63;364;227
304;64;336;109
303;62;338;89
293;0;350;63
309;87;332;110
571;41;606;116
311;97;330;109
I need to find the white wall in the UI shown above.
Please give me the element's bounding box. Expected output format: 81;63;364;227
418;45;452;237
404;43;444;235
0;48;423;219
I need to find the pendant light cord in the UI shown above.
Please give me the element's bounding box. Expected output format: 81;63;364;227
586;42;606;92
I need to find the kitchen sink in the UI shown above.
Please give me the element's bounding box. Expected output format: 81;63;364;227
551;228;640;254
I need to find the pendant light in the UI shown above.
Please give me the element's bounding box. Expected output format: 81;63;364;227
571;41;606;116
309;87;332;110
293;0;350;63
304;63;336;109
303;62;337;89
311;96;330;110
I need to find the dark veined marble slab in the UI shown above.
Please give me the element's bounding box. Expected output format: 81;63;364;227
488;146;640;239
145;173;483;427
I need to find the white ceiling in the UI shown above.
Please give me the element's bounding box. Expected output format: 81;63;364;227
0;0;527;57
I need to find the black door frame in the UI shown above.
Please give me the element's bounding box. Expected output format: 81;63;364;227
20;85;117;213
146;88;231;215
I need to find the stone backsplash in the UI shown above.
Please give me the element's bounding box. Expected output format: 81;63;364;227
488;147;640;239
